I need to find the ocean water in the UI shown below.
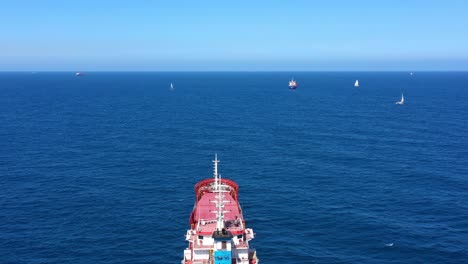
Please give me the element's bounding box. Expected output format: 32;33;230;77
0;72;467;264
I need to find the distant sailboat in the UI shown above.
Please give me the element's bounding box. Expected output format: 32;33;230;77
410;72;414;76
288;79;298;89
75;72;84;76
354;80;359;87
396;93;404;105
170;82;174;91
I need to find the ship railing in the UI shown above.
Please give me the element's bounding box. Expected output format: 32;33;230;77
235;241;249;248
193;240;214;249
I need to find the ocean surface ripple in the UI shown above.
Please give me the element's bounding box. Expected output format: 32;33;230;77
0;72;467;264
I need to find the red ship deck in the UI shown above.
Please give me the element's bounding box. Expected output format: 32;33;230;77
182;156;259;264
190;178;245;235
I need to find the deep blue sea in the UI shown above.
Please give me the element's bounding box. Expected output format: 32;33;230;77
1;72;467;264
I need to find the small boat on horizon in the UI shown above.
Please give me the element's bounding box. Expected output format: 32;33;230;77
289;79;298;89
396;93;404;105
354;80;359;87
75;72;84;77
170;82;174;91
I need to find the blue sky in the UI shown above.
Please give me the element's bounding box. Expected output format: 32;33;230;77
1;0;468;71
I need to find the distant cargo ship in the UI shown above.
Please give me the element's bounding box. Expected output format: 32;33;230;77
182;155;259;264
289;79;298;89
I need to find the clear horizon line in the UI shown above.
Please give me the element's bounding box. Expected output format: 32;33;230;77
1;70;468;73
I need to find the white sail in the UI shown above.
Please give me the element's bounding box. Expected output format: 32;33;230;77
354;80;359;87
396;93;404;104
170;83;174;90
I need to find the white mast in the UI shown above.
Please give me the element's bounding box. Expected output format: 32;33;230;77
213;153;219;189
212;153;225;231
216;173;225;231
